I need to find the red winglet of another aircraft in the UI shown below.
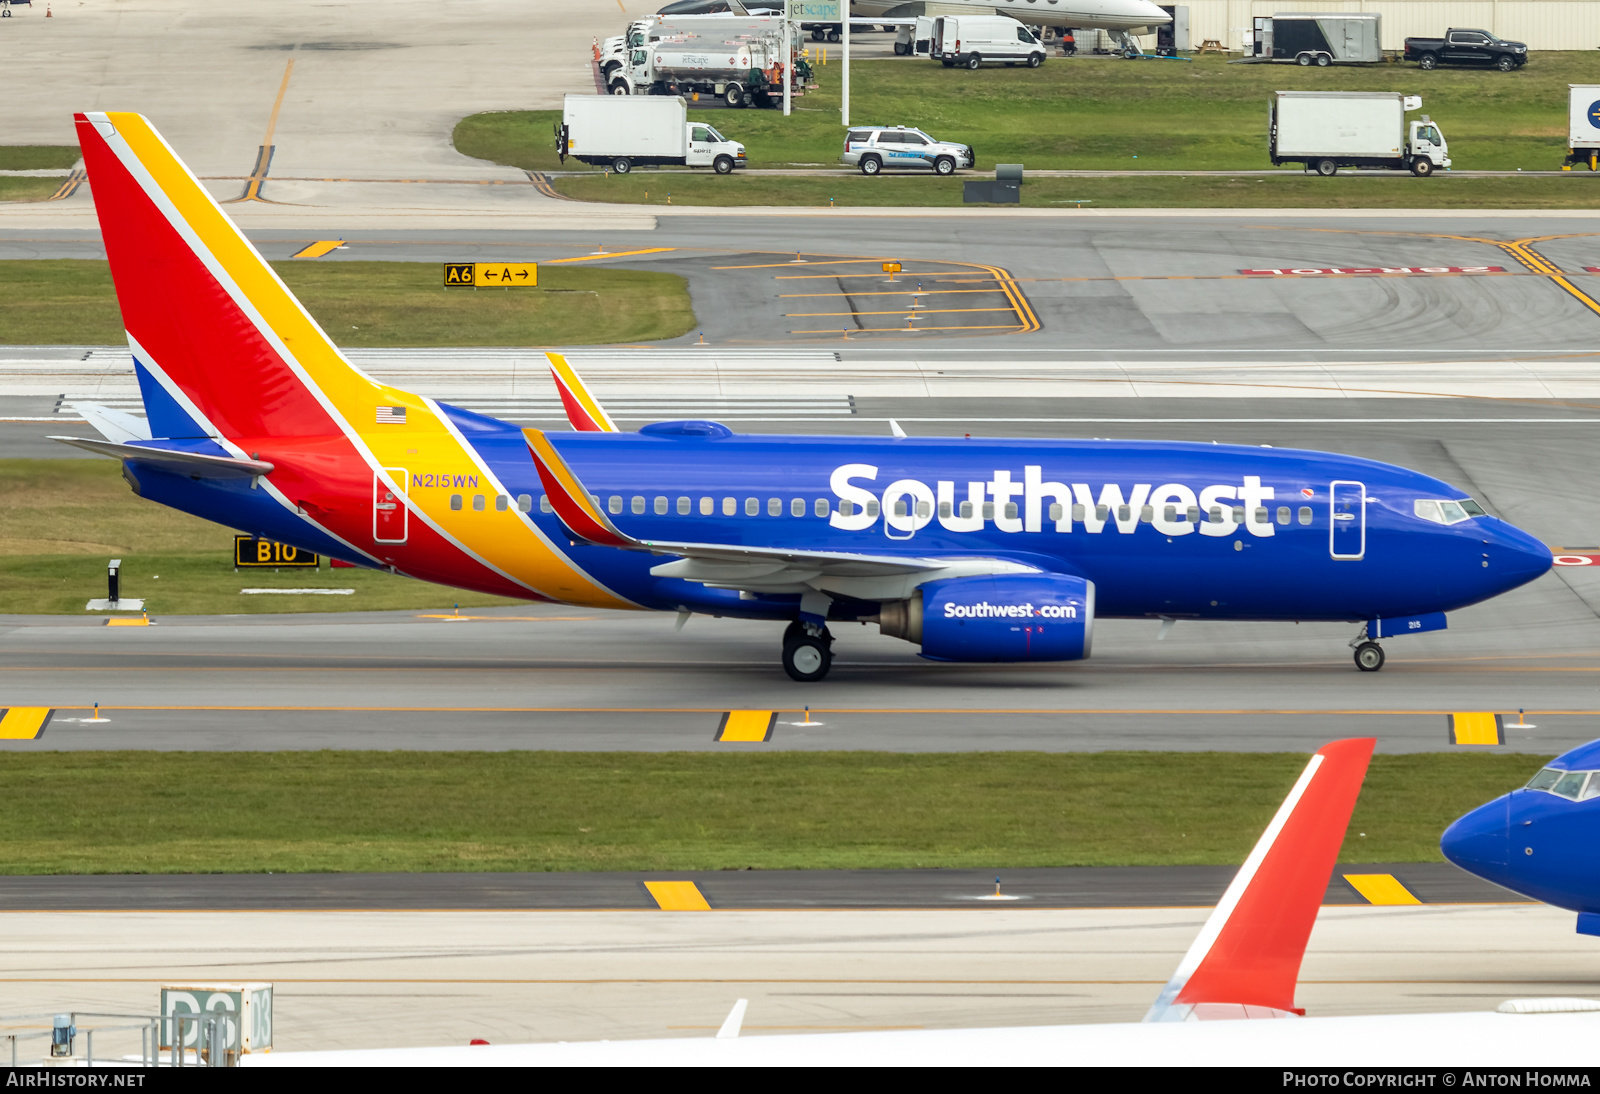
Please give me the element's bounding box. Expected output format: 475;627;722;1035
1144;737;1377;1022
546;353;617;433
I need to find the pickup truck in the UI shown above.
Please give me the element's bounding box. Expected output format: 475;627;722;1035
1404;29;1528;71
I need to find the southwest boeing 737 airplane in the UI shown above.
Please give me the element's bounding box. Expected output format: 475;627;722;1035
58;112;1552;681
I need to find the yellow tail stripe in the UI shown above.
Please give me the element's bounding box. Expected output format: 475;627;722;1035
1343;874;1422;906
644;881;712;911
546;353;618;432
0;708;53;740
717;711;776;742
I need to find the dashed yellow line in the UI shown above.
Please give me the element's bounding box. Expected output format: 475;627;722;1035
1344;874;1422;905
787;307;1019;318
1449;712;1505;746
0;708;53;741
644;881;711;910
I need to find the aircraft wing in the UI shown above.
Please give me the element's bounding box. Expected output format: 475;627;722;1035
523;425;1039;597
48;436;274;479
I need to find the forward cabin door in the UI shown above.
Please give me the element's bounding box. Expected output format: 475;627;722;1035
374;468;409;544
1329;480;1365;560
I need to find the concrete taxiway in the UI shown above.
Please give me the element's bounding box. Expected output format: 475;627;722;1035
0;903;1581;1053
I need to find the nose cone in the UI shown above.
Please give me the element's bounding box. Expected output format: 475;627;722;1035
1488;521;1553;591
1137;0;1172;23
1441;793;1511;879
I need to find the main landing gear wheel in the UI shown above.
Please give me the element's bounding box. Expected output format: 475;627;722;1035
782;623;833;682
1354;641;1385;672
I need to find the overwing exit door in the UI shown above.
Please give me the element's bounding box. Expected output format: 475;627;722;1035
374;468;409;544
1330;480;1365;560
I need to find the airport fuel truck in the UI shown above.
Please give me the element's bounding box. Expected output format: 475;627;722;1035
601;15;790;90
1566;85;1600;170
1270;91;1450;176
559;94;747;174
620;31;797;108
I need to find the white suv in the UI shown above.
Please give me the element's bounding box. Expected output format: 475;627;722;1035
841;126;976;176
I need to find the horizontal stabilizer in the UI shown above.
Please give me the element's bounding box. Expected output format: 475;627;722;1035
70;402;151;443
50;436;274;479
1144;737;1376;1022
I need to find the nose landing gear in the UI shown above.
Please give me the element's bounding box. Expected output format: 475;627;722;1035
1353;641;1385;672
782;620;834;682
1349;624;1385;671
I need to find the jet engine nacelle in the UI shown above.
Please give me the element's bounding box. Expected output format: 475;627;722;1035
877;573;1095;662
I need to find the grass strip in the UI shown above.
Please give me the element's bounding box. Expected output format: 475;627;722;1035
0;177;65;203
0;146;79;172
459;52;1600;205
0;456;523;616
0;260;694;346
0;751;1539;874
549;170;1600;209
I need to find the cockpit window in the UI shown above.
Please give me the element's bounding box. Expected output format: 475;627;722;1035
1413;499;1477;525
1526;767;1562;791
1526;767;1596;800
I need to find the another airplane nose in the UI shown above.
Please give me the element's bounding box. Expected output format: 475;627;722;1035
1441;794;1511;878
1138;0;1173;22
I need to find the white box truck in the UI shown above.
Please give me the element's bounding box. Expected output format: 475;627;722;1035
558;95;747;174
933;16;1047;69
1567;85;1600;170
1270;91;1449;176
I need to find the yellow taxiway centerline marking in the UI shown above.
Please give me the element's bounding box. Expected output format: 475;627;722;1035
643;881;712;910
787;307;1019;318
289;240;345;259
779;289;1002;298
547;248;676;264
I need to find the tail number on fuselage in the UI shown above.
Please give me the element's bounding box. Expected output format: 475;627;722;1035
828;464;1280;538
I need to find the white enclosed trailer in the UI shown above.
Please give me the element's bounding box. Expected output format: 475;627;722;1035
1567;85;1600;169
559;95;747;174
1270;91;1449;176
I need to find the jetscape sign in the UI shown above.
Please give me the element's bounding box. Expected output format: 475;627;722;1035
1240;266;1505;276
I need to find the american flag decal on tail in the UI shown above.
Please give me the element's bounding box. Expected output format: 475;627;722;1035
376;406;406;424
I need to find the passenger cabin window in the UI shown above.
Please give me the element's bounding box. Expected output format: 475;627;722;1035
496;495;508;512
791;498;805;517
723;497;736;516
1298;506;1312;525
745;497;759;516
677;496;691;515
866;499;880;518
539;495;552;513
814;498;829;518
632;496;645;514
700;497;714;515
517;494;532;512
608;496;623;514
655;496;668;515
1277;506;1291;525
769;498;782;516
450;494;463;511
472;495;485;512
1414;499;1474;525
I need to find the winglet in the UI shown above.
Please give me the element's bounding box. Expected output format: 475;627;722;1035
522;428;634;548
1144;736;1376;1022
547;352;617;432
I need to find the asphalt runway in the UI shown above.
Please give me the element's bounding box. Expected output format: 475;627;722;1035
0;903;1582;1053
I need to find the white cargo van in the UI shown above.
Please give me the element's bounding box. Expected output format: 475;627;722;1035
895;17;935;57
933;16;1046;70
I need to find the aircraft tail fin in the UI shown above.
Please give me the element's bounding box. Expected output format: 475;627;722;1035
73;112;379;444
547;353;618;432
1143;737;1376;1022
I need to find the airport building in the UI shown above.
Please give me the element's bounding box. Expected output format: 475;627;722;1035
1143;0;1600;51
